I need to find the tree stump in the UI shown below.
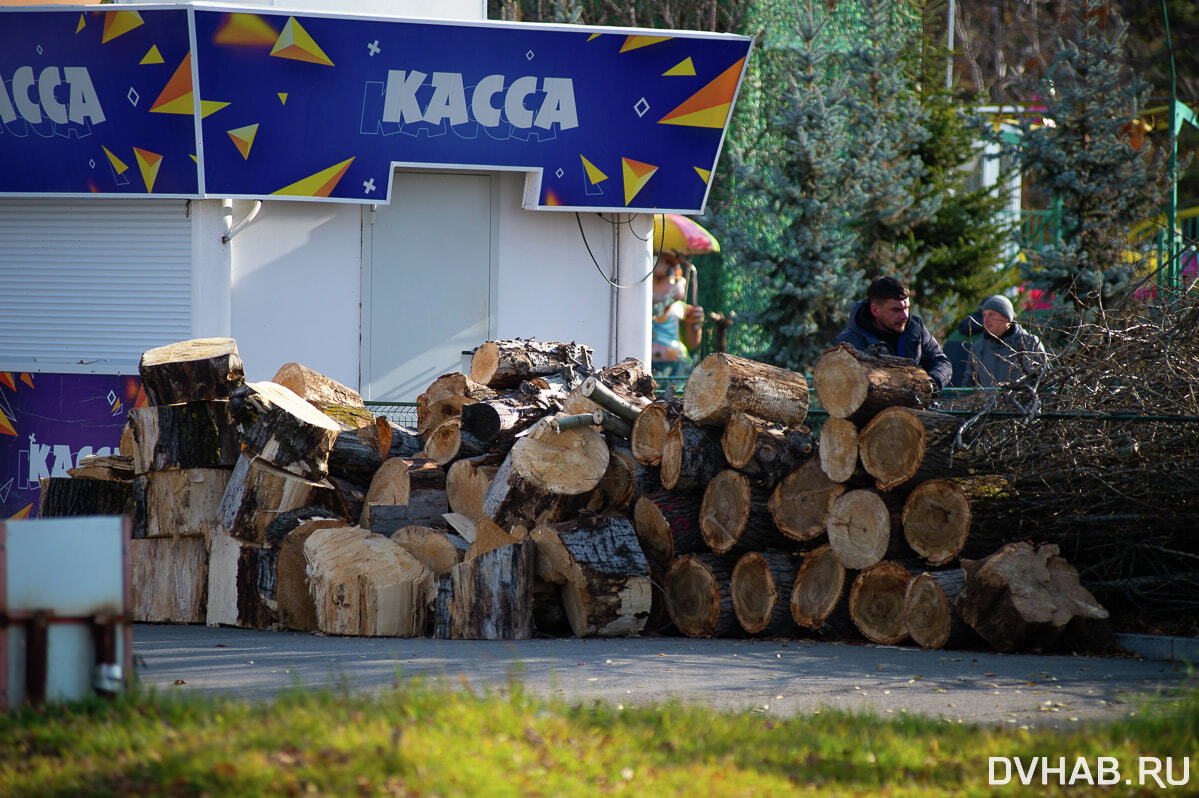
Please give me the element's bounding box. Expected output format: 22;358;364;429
683;353;809;427
812;343;933;422
817;416;860;483
124;401;240;473
550;516;651;637
700;470;793;555
767;458;846;543
826;488;907;570
206;532;272;630
732;551;801;636
275;517;347;632
138;468;230;538
469;339;594;389
632;490;705;568
665;553;741;638
790;544;846;631
660;416;726;491
857;406;964;491
130;536;208;623
450;541;535;639
848;561;912;645
138;337;245;406
721;411;815;487
901;479;974;566
630;400;681;466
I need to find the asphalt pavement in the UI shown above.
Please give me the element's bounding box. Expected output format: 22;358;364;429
132;624;1191;727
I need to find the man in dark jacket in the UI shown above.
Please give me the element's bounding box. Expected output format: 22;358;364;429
834;276;953;390
967;294;1049;387
942;310;984;388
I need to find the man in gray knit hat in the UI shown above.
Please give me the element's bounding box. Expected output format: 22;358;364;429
967;294;1050;387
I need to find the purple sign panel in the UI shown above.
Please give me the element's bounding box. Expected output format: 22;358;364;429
0;372;143;520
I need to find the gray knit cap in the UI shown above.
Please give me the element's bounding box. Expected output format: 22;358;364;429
980;294;1015;321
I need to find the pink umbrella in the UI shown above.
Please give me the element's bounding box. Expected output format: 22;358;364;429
653;213;721;256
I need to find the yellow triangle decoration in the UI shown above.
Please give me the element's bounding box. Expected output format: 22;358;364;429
579;155;608;186
133;147;163;193
189;154;198;163
9;503;33;520
200;100;230;118
587;33;601;42
228;123;259;160
621;157;658;206
661;103;731;128
101;10;144;44
664;57;696;77
102;146;129;175
272;157;355;197
694;166;711;182
278;92;288;105
270;17;334;66
0;409;15;437
76;14;85;34
140;45;165;65
620;36;670;53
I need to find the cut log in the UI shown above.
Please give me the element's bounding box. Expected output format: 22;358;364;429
275;517;347;632
683;353;809;427
720;411;814;486
826;488;906;570
328;429;384;486
303;525;433;637
588;357;657;401
388;526;469;575
469;339;594;389
445;454;503;521
359;457;411;528
231;381;342;480
632;490;705;568
271;362;364;408
580;373;652;422
665;553;741;638
417;373;497;436
138;337;245;406
790;544;847;630
817;416;859;483
955;542;1108;653
130;536;208;623
216;454;336;545
585;445;655;515
630;400;681;466
848;561;912;645
660;416;726;492
369;491;451;534
700;470;793;555
857;406;963;492
124;401;240;473
450;541;535;639
812;342;934;422
423;417;491;466
138;468;231;538
547;516;652;637
767;458;846;543
460;378;567;443
466;515;520;561
37;476;133;518
901;478;974;566
732;551;801;636
67;454;135;482
206;532;272;629
903;569;969;650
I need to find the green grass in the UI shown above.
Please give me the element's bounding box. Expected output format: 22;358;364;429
1;679;1195;797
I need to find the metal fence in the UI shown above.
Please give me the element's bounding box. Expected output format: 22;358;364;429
364;401;420;429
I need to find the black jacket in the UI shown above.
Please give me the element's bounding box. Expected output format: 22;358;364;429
834;300;953;390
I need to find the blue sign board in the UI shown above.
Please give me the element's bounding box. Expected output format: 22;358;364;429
0;5;753;213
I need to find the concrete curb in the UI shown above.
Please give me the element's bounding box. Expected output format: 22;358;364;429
1115;633;1199;663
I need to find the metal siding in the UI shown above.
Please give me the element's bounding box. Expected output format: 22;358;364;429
0;199;191;372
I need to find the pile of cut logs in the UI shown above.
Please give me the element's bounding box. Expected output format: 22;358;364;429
39;336;1108;652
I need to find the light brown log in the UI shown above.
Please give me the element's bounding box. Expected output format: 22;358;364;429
660;416;726;492
732;551;801;636
903;569;967;650
826;488;906;570
818;416;859;483
389;526;469;575
630;400;681;466
790;544;846;630
545;516;652;637
37;476;133;518
417;373;497;436
812;343;933;421
955;542;1108;653
450;541;535;639
303;525;433;636
469;339;594;389
632;490;704;568
683;353;809;427
467;515;520;561
130;536;208;623
138;337;245;406
848;561;912;644
138;468;230;538
216;454;335;545
901;479;972;566
701;469;793;555
206;531;272;629
232;381;343;480
423;417;491;466
276;518;347;632
767;458;846;543
857;406;964;491
721;411;815;488
67;454;135;482
460;378;567;442
579;369;654;421
585;445;656;515
446;454;503;521
666;553;741;638
123;401;240;474
588;357;656;402
271;362;364;408
359;457;411;529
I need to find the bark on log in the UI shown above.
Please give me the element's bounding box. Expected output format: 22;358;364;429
359;457;411;529
231;381;342;480
632;490;705;568
271;362;364;408
721;411;815;487
417;373;497;436
138;468;230;538
138;337;245;406
446;454;503;521
216;454;335;545
123;401;239;473
812;343;934;422
423;417;492;466
368;491;451;534
450;541;535;639
683;353;809;427
206;532;272;630
37;476;133;518
701;470;794;555
67;454;135;481
629;400;681;466
460;379;567;443
818;416;860;484
848;561;912;645
826;488;907;570
901;479;973;566
857;406;964;492
767;458;846;543
660;416;726;492
328;429;384;486
388;526;469;575
665;553;741;638
275;517;347;632
955;542;1108;653
130;536;208;624
903;568;970;650
732;551;801;636
790;544;847;630
545;516;652;637
469;339;594;389
580;373;652;421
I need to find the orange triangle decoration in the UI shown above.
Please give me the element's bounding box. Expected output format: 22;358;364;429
658;57;745;129
20;373;33;388
102;146;129;175
213;13;279;47
140;45;165;65
694;166;711;182
9;504;33;520
76;14;85;34
101;10;143;44
133;147;163;192
0;409;15;437
664;57;696;77
0;373;13;390
150;54;195;115
270;18;334;66
228;123;259;160
620;35;670;53
579;155;608;185
621;157;658;206
543;188;562;206
272;157;354;197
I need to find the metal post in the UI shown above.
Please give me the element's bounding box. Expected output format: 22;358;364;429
1160;0;1179;293
946;0;955;91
